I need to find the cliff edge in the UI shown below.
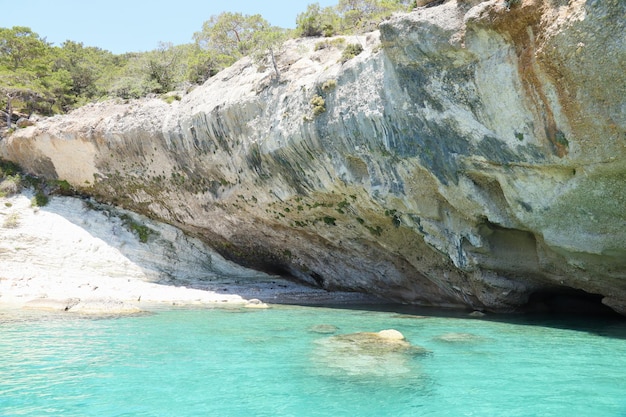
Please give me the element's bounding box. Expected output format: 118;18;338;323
3;0;625;314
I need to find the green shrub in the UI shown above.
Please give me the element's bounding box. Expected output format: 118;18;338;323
340;43;364;63
22;174;44;189
296;3;340;37
31;192;49;207
366;225;383;236
120;214;154;243
314;38;345;51
330;38;346;48
0;160;21;177
321;79;337;92
162;94;182;104
310;94;326;116
57;179;72;192
129;223;153;243
314;40;329;51
47;179;73;196
322;216;336;226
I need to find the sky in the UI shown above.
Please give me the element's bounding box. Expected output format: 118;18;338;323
0;0;339;54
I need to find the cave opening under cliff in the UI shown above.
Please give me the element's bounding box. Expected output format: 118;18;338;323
524;288;620;317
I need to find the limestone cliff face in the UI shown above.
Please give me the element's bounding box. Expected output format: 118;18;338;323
3;0;625;313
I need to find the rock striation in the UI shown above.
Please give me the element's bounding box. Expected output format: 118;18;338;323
2;0;625;314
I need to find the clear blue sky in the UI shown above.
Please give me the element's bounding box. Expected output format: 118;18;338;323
0;0;338;54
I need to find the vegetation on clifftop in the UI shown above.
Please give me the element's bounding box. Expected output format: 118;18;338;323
1;1;415;128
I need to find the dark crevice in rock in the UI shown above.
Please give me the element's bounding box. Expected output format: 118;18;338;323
310;271;326;288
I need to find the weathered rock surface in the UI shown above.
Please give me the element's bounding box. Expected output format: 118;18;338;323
2;0;625;314
1;192;365;308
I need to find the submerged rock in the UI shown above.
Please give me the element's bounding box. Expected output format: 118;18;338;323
308;324;339;334
311;329;427;378
432;332;488;344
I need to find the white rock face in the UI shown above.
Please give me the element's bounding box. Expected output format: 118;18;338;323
0;192;363;310
2;0;625;314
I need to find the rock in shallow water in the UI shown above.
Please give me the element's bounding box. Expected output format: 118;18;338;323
432;332;488;343
308;324;339;334
244;298;270;309
311;329;428;378
377;329;406;341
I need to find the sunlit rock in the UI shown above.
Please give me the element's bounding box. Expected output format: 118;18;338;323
244;298;270;309
377;329;406;341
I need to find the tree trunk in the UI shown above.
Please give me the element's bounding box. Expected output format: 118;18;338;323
5;95;11;129
270;48;280;81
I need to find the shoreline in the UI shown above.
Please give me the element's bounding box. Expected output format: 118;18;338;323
0;192;379;315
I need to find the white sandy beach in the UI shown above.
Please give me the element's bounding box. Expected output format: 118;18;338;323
0;191;372;314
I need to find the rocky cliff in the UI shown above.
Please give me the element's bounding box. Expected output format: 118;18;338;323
2;0;625;314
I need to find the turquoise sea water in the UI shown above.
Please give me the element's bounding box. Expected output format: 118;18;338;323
1;305;626;417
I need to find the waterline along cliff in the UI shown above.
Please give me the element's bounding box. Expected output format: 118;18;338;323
2;0;625;314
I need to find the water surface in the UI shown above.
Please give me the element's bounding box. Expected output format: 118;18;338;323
1;305;625;416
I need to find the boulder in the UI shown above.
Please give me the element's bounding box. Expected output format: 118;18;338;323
244;298;270;309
